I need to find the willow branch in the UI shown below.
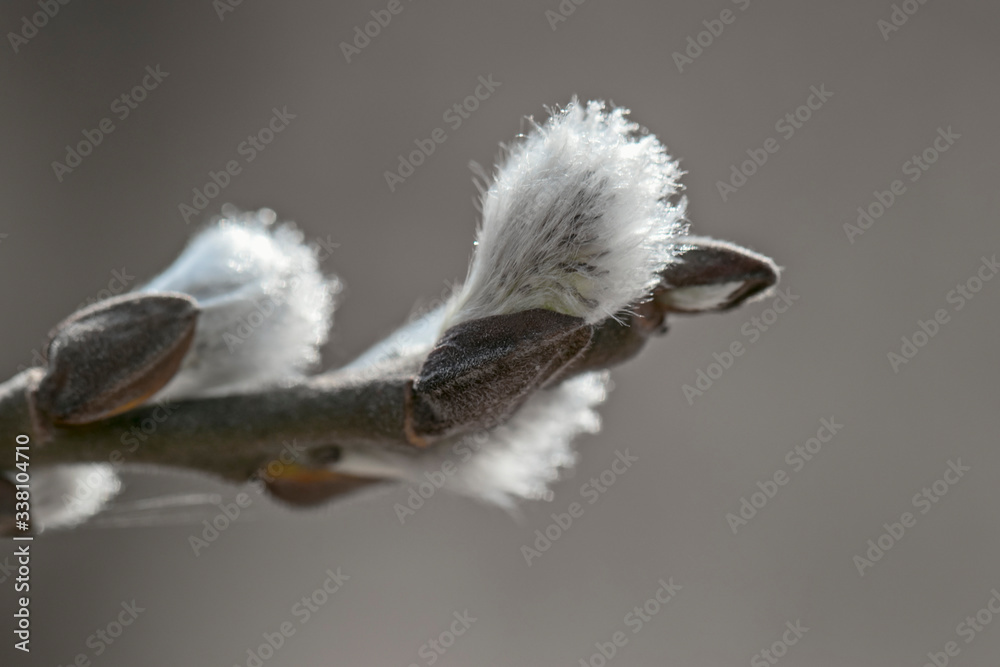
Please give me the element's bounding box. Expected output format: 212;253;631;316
0;358;422;483
0;313;658;484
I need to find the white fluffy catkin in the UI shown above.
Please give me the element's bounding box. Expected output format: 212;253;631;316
33;207;337;531
140;206;338;399
443;98;687;330
337;100;689;507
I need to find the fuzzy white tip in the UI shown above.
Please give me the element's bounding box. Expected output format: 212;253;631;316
140;207;339;398
25;465;121;531
444;99;687;329
334;371;608;507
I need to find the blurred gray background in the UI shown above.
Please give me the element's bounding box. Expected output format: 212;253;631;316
2;0;999;665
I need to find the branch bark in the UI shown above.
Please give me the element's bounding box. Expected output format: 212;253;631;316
0;311;660;484
0;358;422;483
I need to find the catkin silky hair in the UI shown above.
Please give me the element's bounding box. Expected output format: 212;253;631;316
444;99;688;329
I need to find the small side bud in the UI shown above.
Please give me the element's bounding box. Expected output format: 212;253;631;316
32;292;199;425
261;466;382;507
655;237;779;313
559;237;779;378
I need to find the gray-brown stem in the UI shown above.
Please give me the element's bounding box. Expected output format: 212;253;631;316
0;313;659;484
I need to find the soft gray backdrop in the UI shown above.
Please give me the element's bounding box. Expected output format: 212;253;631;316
2;1;998;665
